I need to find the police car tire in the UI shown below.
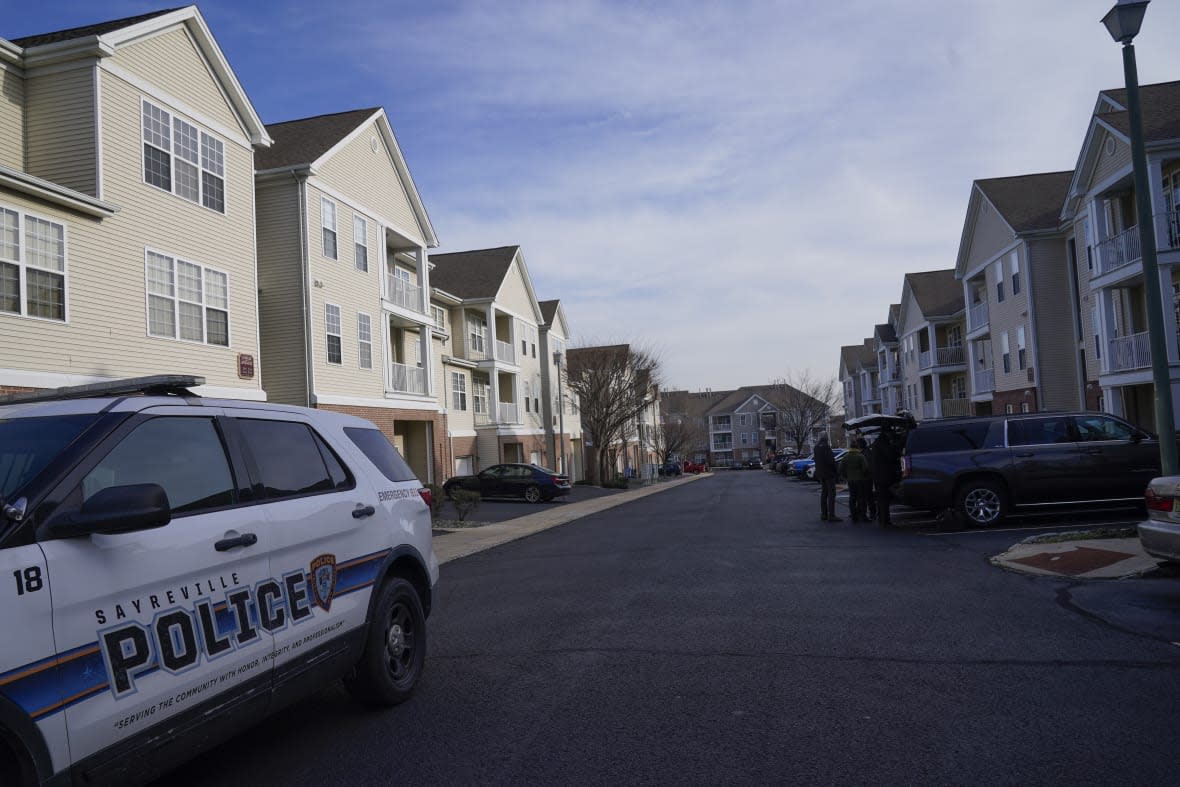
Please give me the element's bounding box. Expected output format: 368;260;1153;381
0;734;34;787
345;578;426;706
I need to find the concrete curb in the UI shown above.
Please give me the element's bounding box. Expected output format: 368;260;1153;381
990;537;1162;580
432;473;711;564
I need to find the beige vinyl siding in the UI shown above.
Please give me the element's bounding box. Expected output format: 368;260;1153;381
1093;130;1133;186
989;247;1032;394
1069;221;1101;383
965;197;1014;272
497;260;537;318
1027;238;1081;410
316;124;422;243
305;184;386;399
897;285;926;400
255;181;309;405
112;27;240;133
0;67;25;169
25;66;97;195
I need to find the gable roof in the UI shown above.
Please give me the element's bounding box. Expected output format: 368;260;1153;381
429;246;520;300
839;344;862;377
905;269;963;320
874;321;897;344
975;171;1073;234
256;109;379;171
539;299;559;325
10;8;182;46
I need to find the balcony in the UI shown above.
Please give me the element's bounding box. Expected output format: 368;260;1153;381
1094;225;1141;277
968;301;989;333
919;345;965;370
712;440;733;452
386;275;424;313
474;409;492;426
390;362;425;395
973;367;995;394
942;398;972;417
1107;330;1151;372
498;401;519;423
495;339;515;364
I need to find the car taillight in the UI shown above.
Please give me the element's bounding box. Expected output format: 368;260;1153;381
418;487;434;508
900;456;911;479
1145;487;1175;512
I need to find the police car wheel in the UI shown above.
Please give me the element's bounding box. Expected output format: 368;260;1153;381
346;578;426;706
0;734;35;787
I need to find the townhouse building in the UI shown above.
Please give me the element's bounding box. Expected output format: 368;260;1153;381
253;108;442;481
839;341;877;418
1;8;271;397
896;270;968;419
539;299;584;480
874;304;902;415
955;171;1079;414
1061;80;1180;431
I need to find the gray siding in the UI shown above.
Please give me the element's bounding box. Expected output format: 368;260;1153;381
1092;129;1132;186
1028;238;1081;410
965;197;1014;273
256;182;309;405
0;66;25;170
25;66;96;195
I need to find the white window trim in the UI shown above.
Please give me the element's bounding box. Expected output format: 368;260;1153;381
325;303;342;365
354;214;369;272
321;198;338;260
0;202;69;324
140;98;226;214
143;248;231;347
451;371;468;411
358;312;373;370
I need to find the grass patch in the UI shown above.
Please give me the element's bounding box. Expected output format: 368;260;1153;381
433;519;491;530
1021;526;1138;545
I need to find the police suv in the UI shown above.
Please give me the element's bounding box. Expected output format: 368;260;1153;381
0;376;439;785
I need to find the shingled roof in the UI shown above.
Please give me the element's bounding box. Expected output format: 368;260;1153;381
906;269;963;318
539;299;559;325
429;246;519;299
1099;80;1180;144
975;171;1073;234
256;109;378;171
10;7;183;46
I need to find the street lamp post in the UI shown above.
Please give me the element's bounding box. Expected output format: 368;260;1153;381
553;351;566;475
1102;0;1178;475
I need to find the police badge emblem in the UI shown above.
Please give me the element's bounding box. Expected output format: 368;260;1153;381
308;553;337;612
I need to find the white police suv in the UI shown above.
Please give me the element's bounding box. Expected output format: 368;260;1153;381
0;376;439;785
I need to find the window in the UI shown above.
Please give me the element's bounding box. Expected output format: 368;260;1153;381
1000;332;1011;374
452;372;467;410
1020;402;1030;413
321;198;337;259
524;381;531;413
358;313;372;369
1008;416;1071;447
237;419;351;498
431;305;445;330
325;304;342;364
354;215;368;272
468;315;486;353
1074;414;1135;442
994;260;1005;303
1092;306;1101;360
738;414;748;426
473;379;489;415
1016;325;1026;370
1;207;66;321
141;100;224;212
345;427;416;482
83;417;235;515
146;251;228;345
1010;253;1021;296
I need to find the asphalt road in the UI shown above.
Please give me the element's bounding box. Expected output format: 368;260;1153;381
161;471;1180;785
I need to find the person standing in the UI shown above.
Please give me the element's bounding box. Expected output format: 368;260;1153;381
813;434;840;522
870;431;900;527
843;437;871;522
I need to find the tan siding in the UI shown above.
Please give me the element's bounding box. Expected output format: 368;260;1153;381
966;198;1015;272
0;67;25;169
1027;238;1081;410
496;260;536;318
112;27;240;132
305;184;387;399
989;248;1032;394
1092;130;1133;187
1070;221;1101;384
25;66;97;195
316;123;421;241
255;181;309;405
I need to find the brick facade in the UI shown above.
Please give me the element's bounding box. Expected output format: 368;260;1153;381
991;388;1039;414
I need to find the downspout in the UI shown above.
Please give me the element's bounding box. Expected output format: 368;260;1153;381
293;170;314;407
1024;244;1046;410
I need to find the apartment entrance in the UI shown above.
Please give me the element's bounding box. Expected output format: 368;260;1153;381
503;442;524;463
394;419;434;482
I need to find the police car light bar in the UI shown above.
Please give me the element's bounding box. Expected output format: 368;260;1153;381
0;375;206;405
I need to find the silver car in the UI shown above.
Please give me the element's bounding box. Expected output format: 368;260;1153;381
1138;476;1180;562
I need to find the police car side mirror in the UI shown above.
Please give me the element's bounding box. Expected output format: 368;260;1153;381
50;483;172;538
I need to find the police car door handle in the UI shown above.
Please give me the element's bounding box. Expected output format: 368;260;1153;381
215;532;258;551
352;505;376;519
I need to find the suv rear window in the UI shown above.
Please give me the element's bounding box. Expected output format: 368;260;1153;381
345;427;418;482
907;420;1004;454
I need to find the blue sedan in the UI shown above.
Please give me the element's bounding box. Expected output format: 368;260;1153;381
792;449;847;480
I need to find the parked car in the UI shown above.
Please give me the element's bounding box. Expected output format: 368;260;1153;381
1139;476;1180;563
0;375;438;785
682;460;706;474
660;460;683;476
444;463;571;503
794;449;848;480
848;411;1165;527
746;458;763;469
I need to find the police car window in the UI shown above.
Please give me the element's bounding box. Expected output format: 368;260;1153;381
344;427;418;482
82;417;235;515
0;414;100;499
1008;416;1071;447
238;419;340;498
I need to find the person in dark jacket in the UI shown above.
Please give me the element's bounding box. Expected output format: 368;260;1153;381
870;431;900;527
813;434;840;521
843;437;871;522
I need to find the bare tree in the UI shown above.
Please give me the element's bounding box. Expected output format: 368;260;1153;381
565;344;661;484
768;372;840;454
648;414;704;464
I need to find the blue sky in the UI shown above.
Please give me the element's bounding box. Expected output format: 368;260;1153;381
9;1;1180;393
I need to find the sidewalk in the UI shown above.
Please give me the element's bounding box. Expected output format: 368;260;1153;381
431;473;711;564
990;536;1161;580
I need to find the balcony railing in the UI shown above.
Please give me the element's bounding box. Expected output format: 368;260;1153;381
474;409;492;426
919;345;965;370
495;339;515;364
498;401;519;423
390;362;425;394
1094;225;1142;277
386;275;424;313
1107;330;1151;372
968;301;989;332
1157;209;1180;252
973;367;995;394
942;398;972;417
712;441;733;451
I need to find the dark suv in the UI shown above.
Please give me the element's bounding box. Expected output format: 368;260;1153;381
846;412;1162;526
